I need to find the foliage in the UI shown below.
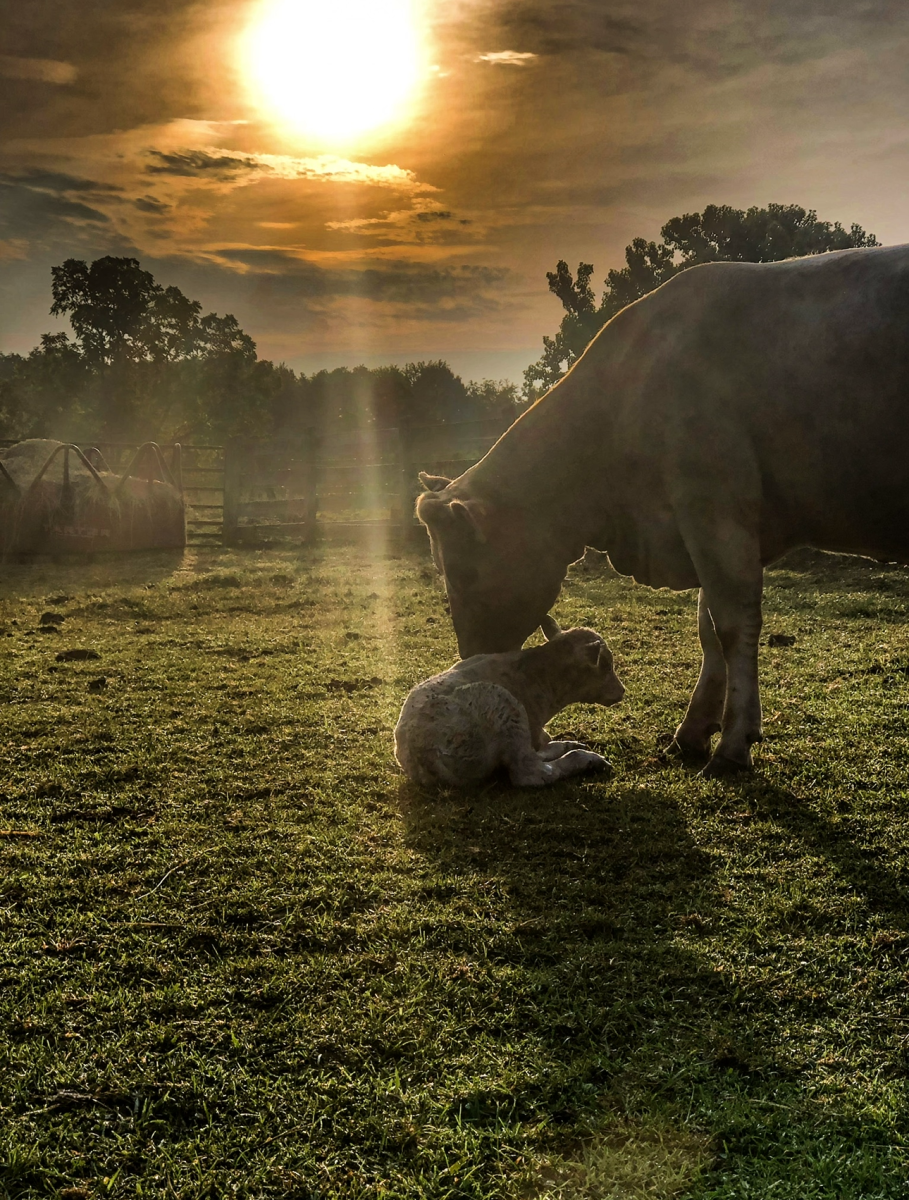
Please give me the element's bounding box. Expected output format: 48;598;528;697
524;204;880;394
1;258;523;445
1;542;908;1196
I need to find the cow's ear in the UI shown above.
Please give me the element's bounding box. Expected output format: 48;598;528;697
450;499;487;544
415;490;446;526
418;472;451;492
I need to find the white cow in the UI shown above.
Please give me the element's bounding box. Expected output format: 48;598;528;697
416;246;909;775
394;617;624;787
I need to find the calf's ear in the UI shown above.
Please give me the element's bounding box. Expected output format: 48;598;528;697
573;635;603;664
418;472;451;492
540;614;562;640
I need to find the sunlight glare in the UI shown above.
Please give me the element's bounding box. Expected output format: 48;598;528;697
246;0;424;144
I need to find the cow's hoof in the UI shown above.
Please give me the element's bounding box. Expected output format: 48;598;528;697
700;754;751;780
664;736;711;763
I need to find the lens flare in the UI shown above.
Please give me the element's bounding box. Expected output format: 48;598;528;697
245;0;424;144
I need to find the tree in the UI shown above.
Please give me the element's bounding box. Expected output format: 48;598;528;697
50;257;202;367
402;361;469;425
0;255;526;443
524;203;880;394
40;256;270;438
0;333;90;442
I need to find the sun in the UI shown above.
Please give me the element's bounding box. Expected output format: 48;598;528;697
245;0;425;145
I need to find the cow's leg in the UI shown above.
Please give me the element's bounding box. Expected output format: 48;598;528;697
696;567;763;776
672;588;726;758
678;518;764;775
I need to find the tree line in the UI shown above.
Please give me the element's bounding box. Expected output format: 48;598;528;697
0;203;880;445
0;257;523;445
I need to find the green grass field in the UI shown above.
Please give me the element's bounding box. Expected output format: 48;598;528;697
1;538;908;1199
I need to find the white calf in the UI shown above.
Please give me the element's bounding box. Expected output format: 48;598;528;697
394;617;624;787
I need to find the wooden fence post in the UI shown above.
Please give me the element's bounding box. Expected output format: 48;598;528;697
302;428;320;540
396;424;417;541
222;437;243;546
170;443;183;497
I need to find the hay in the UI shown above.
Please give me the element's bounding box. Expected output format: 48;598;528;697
0;440;185;554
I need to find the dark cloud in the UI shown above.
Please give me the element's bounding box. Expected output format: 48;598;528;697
211;248;507;314
0;169;124;195
0;178;111;231
414;211;454;223
146;149;262;179
133;195;171;214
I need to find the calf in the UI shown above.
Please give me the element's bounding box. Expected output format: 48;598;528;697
394;617;624;787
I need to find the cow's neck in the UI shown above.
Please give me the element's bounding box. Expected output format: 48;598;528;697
465;369;611;558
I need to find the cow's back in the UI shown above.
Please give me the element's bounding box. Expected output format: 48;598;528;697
578;246;909;569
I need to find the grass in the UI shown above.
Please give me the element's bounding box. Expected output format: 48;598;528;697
1;538;908;1198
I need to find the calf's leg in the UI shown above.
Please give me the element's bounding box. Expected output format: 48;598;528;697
506;745;609;787
672;588;726;758
538;740;589;761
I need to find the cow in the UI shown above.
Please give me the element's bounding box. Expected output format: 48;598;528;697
394;617;623;788
415;245;909;777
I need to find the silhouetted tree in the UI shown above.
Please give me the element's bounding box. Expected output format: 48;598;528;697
50;257;203;367
0;257;525;443
0;333;90;441
402;361;468;425
525;203;880;394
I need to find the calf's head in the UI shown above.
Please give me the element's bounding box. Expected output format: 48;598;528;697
538;615;625;707
417;475;568;657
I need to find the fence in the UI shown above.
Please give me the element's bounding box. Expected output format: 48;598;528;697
219;417;510;545
1;417;512;548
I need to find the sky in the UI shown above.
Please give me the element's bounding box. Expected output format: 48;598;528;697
2;0;908;383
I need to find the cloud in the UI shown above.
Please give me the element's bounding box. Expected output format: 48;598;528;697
485;0;909;76
146;149;262;179
134;195;171;214
1;169;124;196
0;171;124;236
145;147;434;192
0;240;30;262
0;56;77;85
475;51;538;65
324;207;467;244
5;0;909;367
204;248;507;316
0;178;112;231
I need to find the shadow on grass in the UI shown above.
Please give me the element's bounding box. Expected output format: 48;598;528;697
399;774;909;1196
732;776;909;932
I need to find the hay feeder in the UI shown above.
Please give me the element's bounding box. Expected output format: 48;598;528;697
0;439;186;556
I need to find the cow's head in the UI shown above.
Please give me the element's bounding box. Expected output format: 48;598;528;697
416;473;568;657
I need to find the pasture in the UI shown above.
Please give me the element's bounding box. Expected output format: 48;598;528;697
1;540;908;1198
